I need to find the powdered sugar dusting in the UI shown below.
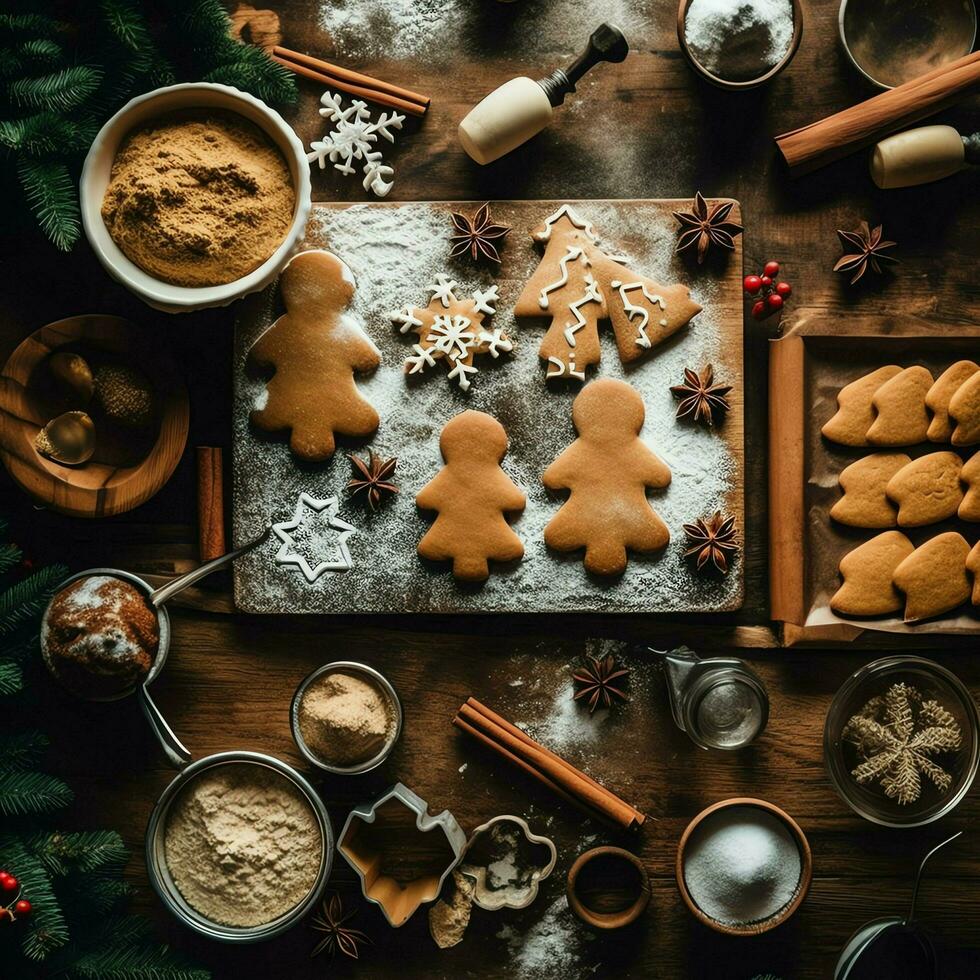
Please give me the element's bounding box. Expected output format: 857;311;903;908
232;201;742;613
497;897;596;977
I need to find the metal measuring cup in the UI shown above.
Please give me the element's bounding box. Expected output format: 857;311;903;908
41;528;270;768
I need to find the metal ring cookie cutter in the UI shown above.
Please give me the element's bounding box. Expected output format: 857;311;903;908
338;782;466;928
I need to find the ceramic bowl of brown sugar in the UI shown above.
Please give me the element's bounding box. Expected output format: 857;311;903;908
80;82;311;313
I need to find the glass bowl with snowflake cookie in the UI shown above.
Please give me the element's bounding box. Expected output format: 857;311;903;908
824;656;979;827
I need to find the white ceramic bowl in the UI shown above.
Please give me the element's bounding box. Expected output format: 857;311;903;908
80;83;311;314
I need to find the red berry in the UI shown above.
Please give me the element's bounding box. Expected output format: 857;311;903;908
0;908;12;922
1;876;17;892
760;276;772;287
743;274;762;294
751;300;767;320
14;899;31;916
775;281;792;297
764;261;780;277
767;293;784;311
0;871;9;882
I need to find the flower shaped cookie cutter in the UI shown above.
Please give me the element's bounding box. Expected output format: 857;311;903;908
338;783;466;927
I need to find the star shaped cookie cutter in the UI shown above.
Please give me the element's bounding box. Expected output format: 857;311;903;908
272;493;356;582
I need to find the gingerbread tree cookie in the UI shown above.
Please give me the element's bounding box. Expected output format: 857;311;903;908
543;378;671;575
416;410;526;581
249;250;380;461
514;206;701;381
393;276;512;391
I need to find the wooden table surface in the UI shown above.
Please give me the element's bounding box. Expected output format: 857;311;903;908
2;1;979;977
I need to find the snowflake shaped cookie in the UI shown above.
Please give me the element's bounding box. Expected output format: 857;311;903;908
392;276;512;391
307;91;405;198
272;493;356;582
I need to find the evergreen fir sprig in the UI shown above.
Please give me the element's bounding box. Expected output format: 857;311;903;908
0;729;49;770
0;769;74;816
26;829;129;876
0;560;65;634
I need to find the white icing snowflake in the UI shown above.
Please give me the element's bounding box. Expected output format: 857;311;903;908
429;274;459;308
272;493;356;583
428;314;475;360
307;91;405;198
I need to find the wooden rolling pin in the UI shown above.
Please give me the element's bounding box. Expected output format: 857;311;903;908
775;51;980;176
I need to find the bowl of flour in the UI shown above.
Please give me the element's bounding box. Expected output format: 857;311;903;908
146;751;332;941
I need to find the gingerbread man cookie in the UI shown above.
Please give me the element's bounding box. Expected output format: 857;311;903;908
543;378;671;575
958;451;980;521
822;365;902;446
830;453;909;528
867;366;933;446
249;250;380;461
514;206;701;381
926;360;979;442
831;530;914;617
416;410;525;581
948;371;980;446
893;531;971;622
393;276;512;391
885;451;964;527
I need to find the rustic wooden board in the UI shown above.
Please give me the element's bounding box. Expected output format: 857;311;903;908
232;199;744;614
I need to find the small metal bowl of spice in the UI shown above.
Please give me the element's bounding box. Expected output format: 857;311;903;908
678;0;804;90
824;656;979;828
676;797;812;935
291;662;402;775
145;751;332;942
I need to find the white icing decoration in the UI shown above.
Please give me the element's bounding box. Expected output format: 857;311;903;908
563;274;603;348
535;205;600;244
538;244;588;309
472;284;499;315
447;359;477;391
609;279;667;349
272;493;356;582
306;91;404;199
392;308;424;334
480;327;513;358
405;344;437;373
429;274;458;307
546;355;586;382
428;314;475;360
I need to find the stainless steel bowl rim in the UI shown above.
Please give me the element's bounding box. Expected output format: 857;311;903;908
290;661;403;775
824;655;980;828
41;567;171;701
144;750;333;942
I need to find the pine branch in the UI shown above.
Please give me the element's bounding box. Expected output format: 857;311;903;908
0;833;69;961
0;111;96;156
0;14;65;38
0;658;23;695
0;769;73;816
8;65;103;112
27;829;128;876
16;157;80;250
0;730;48;771
74;874;133;914
203;45;297;106
0;560;65;633
0;540;22;574
100;0;152;54
69;943;211;980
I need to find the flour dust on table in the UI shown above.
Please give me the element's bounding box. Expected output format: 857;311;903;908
233;201;742;613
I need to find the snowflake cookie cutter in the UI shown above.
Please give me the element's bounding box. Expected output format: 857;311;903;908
307;90;405;198
272;493;356;583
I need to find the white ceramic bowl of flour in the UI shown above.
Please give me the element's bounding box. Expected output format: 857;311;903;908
145;751;332;942
80;83;311;314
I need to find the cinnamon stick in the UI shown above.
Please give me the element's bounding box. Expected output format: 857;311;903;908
454;699;646;830
196;446;226;562
775;51;980;175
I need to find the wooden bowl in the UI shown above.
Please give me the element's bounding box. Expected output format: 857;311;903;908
0;314;189;518
675;797;812;936
567;846;651;930
677;0;804;91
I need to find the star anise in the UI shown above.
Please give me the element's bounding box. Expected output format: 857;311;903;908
346;451;398;511
683;511;739;575
449;203;510;263
572;653;630;713
670;365;732;426
672;191;743;264
834;220;899;285
311;892;370;960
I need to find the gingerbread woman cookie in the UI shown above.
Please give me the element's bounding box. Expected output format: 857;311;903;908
893;531;971;622
249;250;380;461
958;451;980;521
514;206;700;381
822;365;902;446
867;366;933;446
416;410;525;581
948;371;980;446
885;451;964;527
830;453;909;528
542;378;671;575
926;360;979;442
831;530;914;617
